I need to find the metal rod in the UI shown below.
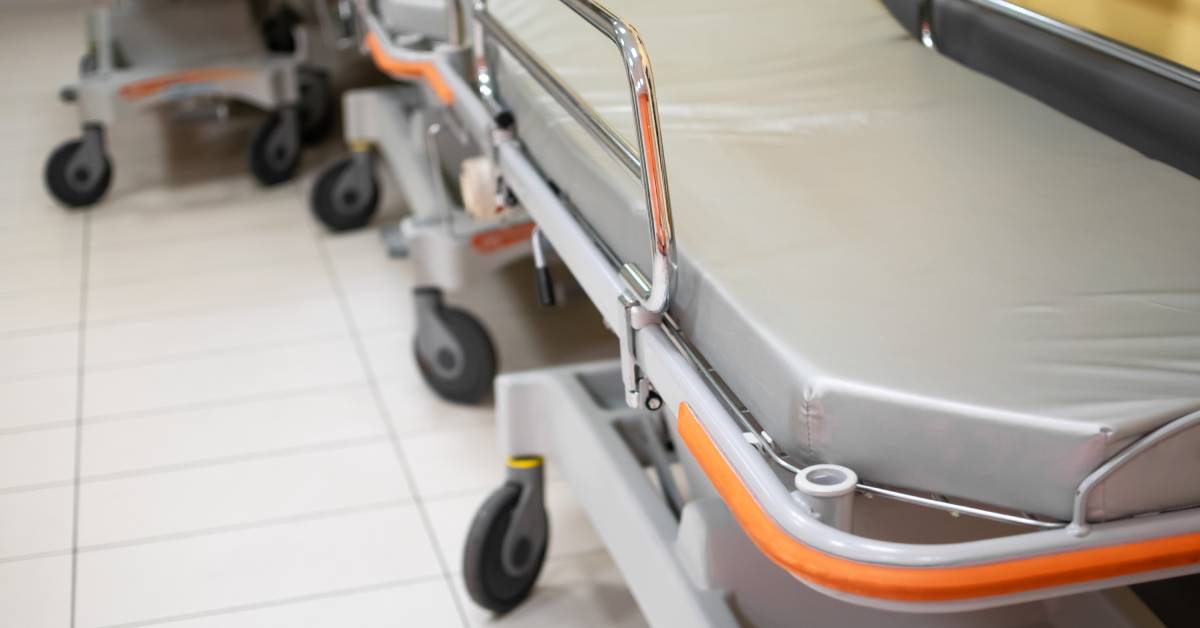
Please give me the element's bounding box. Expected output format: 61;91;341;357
1070;410;1200;535
858;484;1065;530
475;0;676;315
473;11;639;174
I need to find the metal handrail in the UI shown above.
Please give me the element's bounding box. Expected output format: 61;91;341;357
473;0;676;314
1070;409;1200;535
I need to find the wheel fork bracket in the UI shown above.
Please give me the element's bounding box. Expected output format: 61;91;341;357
502;456;546;576
413;288;467;380
66;124;107;192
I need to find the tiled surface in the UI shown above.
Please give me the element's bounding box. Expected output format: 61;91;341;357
0;4;640;628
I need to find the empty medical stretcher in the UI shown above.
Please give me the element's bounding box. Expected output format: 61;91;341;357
327;0;1200;625
45;0;349;208
310;0;538;404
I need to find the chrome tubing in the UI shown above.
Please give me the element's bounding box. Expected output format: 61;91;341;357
474;0;676;314
1070;409;1200;535
473;10;637;173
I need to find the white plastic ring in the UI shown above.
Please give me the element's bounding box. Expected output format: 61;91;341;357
794;464;858;498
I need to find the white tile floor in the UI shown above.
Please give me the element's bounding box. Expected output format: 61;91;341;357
0;4;646;627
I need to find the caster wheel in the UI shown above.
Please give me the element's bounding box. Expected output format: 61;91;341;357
414;306;497;404
298;66;336;145
249;110;301;186
310;157;378;232
44;138;112;209
464;483;549;614
261;7;301;53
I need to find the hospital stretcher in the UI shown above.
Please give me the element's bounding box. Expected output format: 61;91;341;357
352;0;1199;624
309;0;537;404
44;0;351;208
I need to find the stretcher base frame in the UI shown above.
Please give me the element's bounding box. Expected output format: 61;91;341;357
489;361;1165;627
70;0;307;126
339;81;533;294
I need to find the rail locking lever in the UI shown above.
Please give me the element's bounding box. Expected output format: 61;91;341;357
474;0;677;408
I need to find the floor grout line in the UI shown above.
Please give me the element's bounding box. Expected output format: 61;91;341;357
0;321;79;341
80;291;343;332
0;498;415;566
78;330;353;374
91;574;449;628
315;232;473;628
91;548;617;628
0;379;374;437
0;434;391;496
69;207;92;628
0;365;79;382
78;380;371;424
0;418;77;436
0;329;352;390
85;250;326;291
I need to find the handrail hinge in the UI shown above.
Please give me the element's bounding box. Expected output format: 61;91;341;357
619;292;662;408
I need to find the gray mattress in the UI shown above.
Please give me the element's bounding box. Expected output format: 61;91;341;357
487;0;1200;521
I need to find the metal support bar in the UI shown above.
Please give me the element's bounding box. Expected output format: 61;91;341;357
473;0;675;315
1070;410;1200;536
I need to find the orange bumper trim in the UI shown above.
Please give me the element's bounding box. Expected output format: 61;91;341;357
677;402;1200;602
471;222;535;254
119;68;252;101
364;33;454;105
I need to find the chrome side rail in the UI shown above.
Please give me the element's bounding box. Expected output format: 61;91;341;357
1070;409;1200;536
473;0;676;314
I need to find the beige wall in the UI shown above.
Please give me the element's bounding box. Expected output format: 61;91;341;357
1015;0;1200;70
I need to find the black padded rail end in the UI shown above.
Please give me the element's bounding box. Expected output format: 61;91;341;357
879;0;923;38
917;0;1200;179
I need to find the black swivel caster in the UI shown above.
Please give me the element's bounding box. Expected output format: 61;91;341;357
249;107;302;186
44;125;113;209
413;288;497;404
464;456;549;614
297;65;336;145
260;6;302;54
310;154;378;232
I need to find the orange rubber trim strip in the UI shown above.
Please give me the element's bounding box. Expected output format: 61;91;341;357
677;402;1200;602
364;32;454;105
471;222;536;254
635;92;667;253
119;68;252;101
